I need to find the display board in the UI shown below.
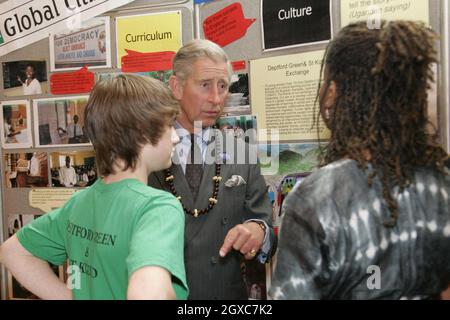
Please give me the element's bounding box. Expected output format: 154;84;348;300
0;0;448;301
0;0;194;300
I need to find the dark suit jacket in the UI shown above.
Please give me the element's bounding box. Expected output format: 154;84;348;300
148;134;276;300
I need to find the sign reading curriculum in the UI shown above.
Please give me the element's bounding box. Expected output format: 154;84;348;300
115;11;182;69
0;0;134;56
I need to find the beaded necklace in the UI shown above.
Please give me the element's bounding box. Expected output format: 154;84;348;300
164;127;222;218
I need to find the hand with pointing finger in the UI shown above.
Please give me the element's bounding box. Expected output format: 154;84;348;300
219;222;265;260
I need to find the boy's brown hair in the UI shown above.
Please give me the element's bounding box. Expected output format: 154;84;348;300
84;74;179;176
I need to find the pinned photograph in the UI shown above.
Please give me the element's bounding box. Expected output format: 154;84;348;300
0;100;33;149
97;70;172;85
223;73;251;116
49;150;97;188
4;152;49;188
33;96;90;147
216;115;257;142
50;17;112;71
2;60;48;96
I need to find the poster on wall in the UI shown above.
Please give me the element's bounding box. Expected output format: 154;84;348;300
261;0;332;51
33;96;90;148
0;100;33;149
49;150;97;188
223;73;251;116
2;60;48;97
250;50;330;142
216;115;257;142
49;17;112;72
115;11;182;71
0;0;135;57
97;70;173;85
3;152;49;188
203;2;256;48
340;0;430;27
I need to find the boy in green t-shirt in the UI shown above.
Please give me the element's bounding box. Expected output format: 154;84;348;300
0;74;188;300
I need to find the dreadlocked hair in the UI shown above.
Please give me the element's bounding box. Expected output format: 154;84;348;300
318;20;447;228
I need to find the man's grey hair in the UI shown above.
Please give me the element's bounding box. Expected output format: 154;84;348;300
173;39;232;81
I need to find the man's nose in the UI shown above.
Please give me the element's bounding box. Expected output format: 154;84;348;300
208;86;222;105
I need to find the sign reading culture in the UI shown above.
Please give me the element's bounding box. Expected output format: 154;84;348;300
261;0;332;51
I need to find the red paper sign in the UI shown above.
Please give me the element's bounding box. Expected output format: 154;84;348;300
121;50;175;73
203;3;256;47
50;66;95;95
231;60;246;72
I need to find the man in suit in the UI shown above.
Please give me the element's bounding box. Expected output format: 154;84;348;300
148;39;276;300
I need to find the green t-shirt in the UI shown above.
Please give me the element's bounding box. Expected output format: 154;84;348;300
17;178;188;300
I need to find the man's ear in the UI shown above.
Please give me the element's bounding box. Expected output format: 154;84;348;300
168;75;183;100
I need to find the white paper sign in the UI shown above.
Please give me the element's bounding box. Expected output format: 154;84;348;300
0;0;134;56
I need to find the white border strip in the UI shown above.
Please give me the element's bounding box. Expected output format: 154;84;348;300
444;0;450;152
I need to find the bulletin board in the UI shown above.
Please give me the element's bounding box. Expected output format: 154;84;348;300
0;0;449;301
0;0;194;301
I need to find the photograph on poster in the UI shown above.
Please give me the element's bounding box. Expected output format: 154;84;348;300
0;100;33;149
216;115;257;142
2;60;48;97
49;150;97;188
97;70;172;85
3;152;49;188
261;0;332;51
275;172;311;217
240;259;267;300
259;143;321;193
6;213;64;300
49;17;112;72
33;96;90;147
137;70;173;85
260;143;321;176
223;73;251;116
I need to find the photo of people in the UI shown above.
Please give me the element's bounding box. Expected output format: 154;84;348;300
223;73;251;116
33;96;90;147
49;150;97;188
49;17;111;71
6;213;64;300
0;100;33;149
4;152;49;188
98;70;172;85
138;70;173;85
216;115;257;142
2;60;48;97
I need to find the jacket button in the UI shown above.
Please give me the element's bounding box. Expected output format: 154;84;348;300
210;256;217;265
222;217;228;225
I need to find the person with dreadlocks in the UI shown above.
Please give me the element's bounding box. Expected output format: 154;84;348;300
269;20;450;300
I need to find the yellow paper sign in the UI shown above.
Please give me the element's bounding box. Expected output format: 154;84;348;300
115;11;182;68
250;50;330;142
341;0;430;27
29;188;78;213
